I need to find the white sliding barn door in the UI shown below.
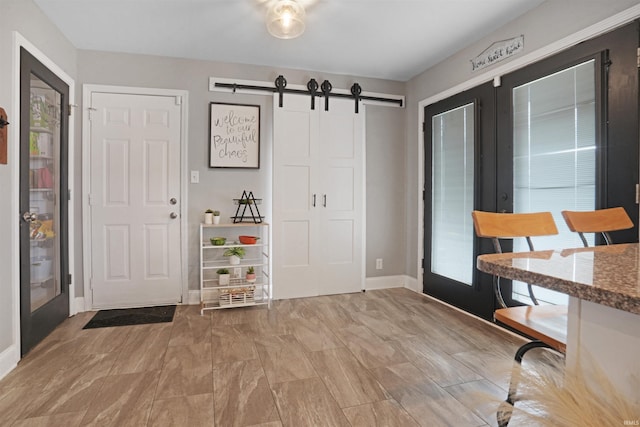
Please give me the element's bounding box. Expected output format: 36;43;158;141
273;94;363;299
89;92;182;308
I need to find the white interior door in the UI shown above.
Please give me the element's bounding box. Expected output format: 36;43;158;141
273;94;320;299
89;92;182;308
318;98;363;295
273;94;363;299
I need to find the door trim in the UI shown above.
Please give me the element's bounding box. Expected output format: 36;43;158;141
10;32;76;366
82;85;189;310
416;5;640;292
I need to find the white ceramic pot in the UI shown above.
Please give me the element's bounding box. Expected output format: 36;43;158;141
204;212;213;224
218;273;230;286
213;215;221;225
229;255;240;265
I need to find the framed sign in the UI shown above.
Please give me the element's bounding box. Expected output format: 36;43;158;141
209;102;260;168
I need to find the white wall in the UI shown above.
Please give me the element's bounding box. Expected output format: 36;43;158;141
76;50;407;296
0;0;76;368
404;0;640;279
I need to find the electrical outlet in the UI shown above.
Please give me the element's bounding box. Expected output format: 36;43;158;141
190;170;199;184
376;258;383;270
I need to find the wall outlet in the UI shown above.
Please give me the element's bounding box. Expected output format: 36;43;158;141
190;170;199;184
376;258;383;270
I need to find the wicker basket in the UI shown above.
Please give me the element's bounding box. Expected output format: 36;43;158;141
219;286;255;306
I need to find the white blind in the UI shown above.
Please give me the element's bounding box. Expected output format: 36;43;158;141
512;60;596;304
431;103;474;285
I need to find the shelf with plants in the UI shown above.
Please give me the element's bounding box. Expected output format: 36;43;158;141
199;222;270;313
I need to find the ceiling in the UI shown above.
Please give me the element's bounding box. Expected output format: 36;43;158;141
33;0;545;82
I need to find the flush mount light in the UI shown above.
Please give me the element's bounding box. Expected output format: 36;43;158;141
267;0;305;39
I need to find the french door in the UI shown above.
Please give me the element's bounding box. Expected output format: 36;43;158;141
424;21;638;319
19;48;70;355
423;82;495;320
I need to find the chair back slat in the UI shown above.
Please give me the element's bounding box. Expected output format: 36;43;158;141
561;207;633;233
471;211;558;239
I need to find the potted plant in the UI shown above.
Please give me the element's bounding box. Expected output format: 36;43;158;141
204;209;214;224
245;266;256;283
217;268;230;285
223;247;245;265
212;210;221;224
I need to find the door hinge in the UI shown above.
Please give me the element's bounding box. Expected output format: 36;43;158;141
422;122;426;133
175;96;182;106
68;189;71;201
421;258;425;269
636;183;639;204
637;48;640;68
88;193;92;205
68;274;72;285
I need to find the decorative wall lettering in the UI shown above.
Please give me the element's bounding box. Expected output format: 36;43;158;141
471;35;524;72
209;103;260;168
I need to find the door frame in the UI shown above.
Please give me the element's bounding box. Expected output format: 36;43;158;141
415;6;640;296
9;32;76;366
82;85;189;311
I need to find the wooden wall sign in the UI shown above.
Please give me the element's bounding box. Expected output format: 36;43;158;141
0;107;8;164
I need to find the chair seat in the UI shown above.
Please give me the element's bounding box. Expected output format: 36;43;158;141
494;305;567;353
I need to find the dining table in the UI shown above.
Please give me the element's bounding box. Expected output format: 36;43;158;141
477;243;640;408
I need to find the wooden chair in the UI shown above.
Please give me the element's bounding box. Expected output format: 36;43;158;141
471;210;567;427
561;207;633;247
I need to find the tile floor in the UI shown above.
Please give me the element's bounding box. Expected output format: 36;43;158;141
0;288;551;426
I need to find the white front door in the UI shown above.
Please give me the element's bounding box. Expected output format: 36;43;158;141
273;94;363;299
89;92;182;308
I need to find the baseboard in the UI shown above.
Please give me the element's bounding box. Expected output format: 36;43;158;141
403;275;421;293
187;290;200;305
0;345;18;381
364;275;406;290
72;297;85;315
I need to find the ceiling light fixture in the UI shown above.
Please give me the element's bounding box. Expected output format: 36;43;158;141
267;0;305;40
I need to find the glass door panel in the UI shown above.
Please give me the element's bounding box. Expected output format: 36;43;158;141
29;75;61;311
511;60;596;305
431;103;475;285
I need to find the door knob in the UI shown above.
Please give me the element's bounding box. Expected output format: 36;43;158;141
22;211;37;223
170;212;178;219
170;198;177;205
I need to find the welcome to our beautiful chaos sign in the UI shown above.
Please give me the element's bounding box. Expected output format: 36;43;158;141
209;103;260;168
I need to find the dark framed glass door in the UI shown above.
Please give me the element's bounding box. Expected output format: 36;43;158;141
495;21;639;306
423;82;496;320
20;48;70;355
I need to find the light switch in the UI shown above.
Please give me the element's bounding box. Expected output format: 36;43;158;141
190;170;199;184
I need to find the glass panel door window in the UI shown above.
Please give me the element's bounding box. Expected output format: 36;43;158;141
512;60;596;304
431;103;474;285
29;76;61;312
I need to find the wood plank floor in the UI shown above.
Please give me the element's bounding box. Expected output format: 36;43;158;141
0;288;551;426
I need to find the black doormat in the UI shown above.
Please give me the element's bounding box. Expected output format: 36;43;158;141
83;305;176;329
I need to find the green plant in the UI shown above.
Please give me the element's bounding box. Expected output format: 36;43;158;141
246;266;255;274
216;268;229;274
223;247;245;258
213;210;220;216
205;209;213;213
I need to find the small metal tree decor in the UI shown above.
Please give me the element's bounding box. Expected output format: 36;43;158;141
232;190;263;223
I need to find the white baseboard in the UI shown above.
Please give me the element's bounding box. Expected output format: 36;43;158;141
187;290;200;305
0;345;18;381
403;275;421;293
364;275;406;290
72;297;85;315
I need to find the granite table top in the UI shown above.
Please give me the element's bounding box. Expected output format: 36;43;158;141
477;243;640;315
